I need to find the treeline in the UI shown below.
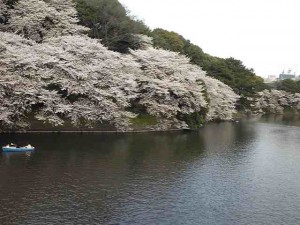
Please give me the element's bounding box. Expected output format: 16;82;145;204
2;0;266;101
74;0;266;103
273;79;300;93
0;0;238;131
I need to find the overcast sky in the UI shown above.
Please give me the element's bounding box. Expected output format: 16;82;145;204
119;0;300;78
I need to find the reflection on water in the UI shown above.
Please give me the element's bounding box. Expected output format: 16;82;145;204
2;151;33;158
0;119;300;224
258;113;300;127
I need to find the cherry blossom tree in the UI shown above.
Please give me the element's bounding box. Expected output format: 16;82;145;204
201;75;239;121
254;89;300;114
131;48;239;129
0;32;138;130
4;0;88;42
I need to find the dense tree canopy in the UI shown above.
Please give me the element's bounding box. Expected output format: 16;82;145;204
70;1;266;101
130;48;238;129
0;32;139;130
0;0;239;131
1;0;266;99
75;0;149;53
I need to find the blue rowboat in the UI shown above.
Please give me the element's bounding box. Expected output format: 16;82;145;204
2;146;35;152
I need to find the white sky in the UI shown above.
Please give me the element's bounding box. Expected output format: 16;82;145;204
119;0;300;78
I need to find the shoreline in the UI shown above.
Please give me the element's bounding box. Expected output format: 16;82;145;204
0;115;267;134
0;118;253;134
0;128;192;134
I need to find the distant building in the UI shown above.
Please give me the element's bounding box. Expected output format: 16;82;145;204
265;75;277;83
279;69;295;80
264;69;299;83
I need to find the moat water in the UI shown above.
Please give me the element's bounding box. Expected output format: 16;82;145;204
0;115;300;224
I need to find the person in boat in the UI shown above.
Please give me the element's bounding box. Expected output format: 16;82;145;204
21;144;33;148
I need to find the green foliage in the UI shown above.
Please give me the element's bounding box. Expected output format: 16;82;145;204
275;79;300;93
3;0;18;7
177;111;206;129
151;28;186;52
127;100;158;128
75;0;149;53
130;114;158;127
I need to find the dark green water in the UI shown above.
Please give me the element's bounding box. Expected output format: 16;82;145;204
1;117;300;224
